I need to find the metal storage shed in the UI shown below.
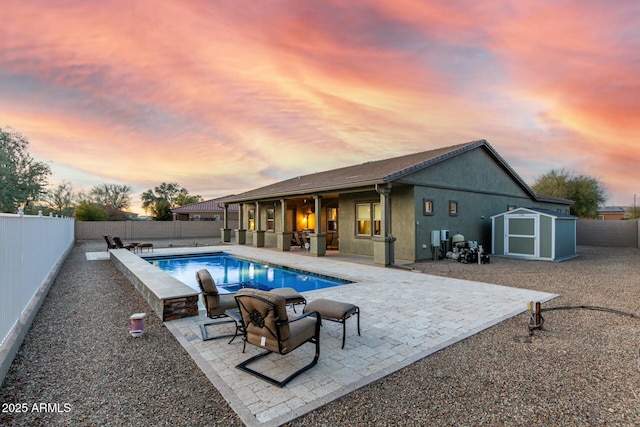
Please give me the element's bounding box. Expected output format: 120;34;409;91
491;207;577;261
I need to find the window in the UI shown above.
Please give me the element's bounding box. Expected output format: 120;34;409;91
327;207;338;231
356;202;381;236
449;200;458;216
423;199;434;215
507;205;516;211
266;208;275;231
248;209;255;230
356;204;371;236
373;203;381;236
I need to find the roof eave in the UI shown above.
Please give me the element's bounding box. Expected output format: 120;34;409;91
224;179;386;203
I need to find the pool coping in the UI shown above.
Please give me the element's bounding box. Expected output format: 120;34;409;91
110;248;200;321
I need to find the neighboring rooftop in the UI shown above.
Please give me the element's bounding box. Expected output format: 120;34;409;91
598;206;626;213
171;197;239;213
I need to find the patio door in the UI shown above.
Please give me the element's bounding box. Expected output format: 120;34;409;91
505;215;539;258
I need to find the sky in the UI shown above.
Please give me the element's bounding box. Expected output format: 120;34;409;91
2;0;639;215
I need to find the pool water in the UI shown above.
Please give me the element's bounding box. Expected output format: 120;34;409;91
147;252;352;294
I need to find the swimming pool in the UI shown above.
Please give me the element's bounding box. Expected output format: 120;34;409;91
146;252;353;294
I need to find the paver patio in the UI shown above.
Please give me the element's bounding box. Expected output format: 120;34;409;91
143;245;557;427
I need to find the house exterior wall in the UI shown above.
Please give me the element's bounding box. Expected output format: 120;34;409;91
388;186;416;261
402;148;571;260
408;148;528;258
337;191;378;257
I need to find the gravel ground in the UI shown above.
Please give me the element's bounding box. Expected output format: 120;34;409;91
1;242;640;426
0;239;242;427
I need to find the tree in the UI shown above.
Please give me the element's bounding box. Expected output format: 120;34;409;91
89;183;132;210
141;182;202;220
174;192;203;207
46;181;75;217
624;205;640;220
0;127;52;213
153;199;173;221
74;202;108;221
532;169;607;218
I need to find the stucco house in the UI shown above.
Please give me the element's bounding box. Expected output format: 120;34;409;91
222;140;572;265
597;206;626;221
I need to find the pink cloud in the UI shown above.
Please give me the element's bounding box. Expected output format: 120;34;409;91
2;0;639;208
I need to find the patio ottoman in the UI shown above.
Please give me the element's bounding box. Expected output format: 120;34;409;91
136;243;154;253
303;298;360;349
269;287;306;312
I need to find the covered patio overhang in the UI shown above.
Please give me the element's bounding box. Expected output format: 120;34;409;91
220;181;397;265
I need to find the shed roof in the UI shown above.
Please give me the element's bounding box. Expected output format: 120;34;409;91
225;139;572;204
491;207;577;219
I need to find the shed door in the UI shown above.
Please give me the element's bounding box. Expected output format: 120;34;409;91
505;215;538;257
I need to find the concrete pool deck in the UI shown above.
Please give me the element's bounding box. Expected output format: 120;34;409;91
96;244;556;426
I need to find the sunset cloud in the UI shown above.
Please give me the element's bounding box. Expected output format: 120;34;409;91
1;0;639;211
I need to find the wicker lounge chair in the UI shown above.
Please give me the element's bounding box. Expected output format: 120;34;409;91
195;269;239;341
234;288;321;387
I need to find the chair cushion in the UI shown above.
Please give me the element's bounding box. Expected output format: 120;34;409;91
304;298;357;320
270;287;305;305
282;316;318;354
196;269;236;318
206;293;237;317
236;289;290;347
195;269;218;296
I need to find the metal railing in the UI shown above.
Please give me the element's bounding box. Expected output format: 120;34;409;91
0;212;75;346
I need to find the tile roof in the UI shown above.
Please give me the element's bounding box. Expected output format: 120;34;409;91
598;206;626;213
171;196;239;213
226;140;484;201
224;139;572;205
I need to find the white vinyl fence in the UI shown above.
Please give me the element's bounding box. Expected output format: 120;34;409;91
0;212;74;355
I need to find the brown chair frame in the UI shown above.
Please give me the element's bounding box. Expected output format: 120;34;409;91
234;289;321;387
196;269;238;341
104;235;117;250
112;236;136;251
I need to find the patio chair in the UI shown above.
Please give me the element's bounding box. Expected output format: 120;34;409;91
234;288;321;387
326;232;339;250
196;269;239;341
104;235;117;250
112;236;136;251
292;231;304;249
300;233;310;250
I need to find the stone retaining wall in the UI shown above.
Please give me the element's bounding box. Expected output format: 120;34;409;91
109;248;199;321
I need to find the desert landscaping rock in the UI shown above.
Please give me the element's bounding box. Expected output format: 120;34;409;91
1;242;639;426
